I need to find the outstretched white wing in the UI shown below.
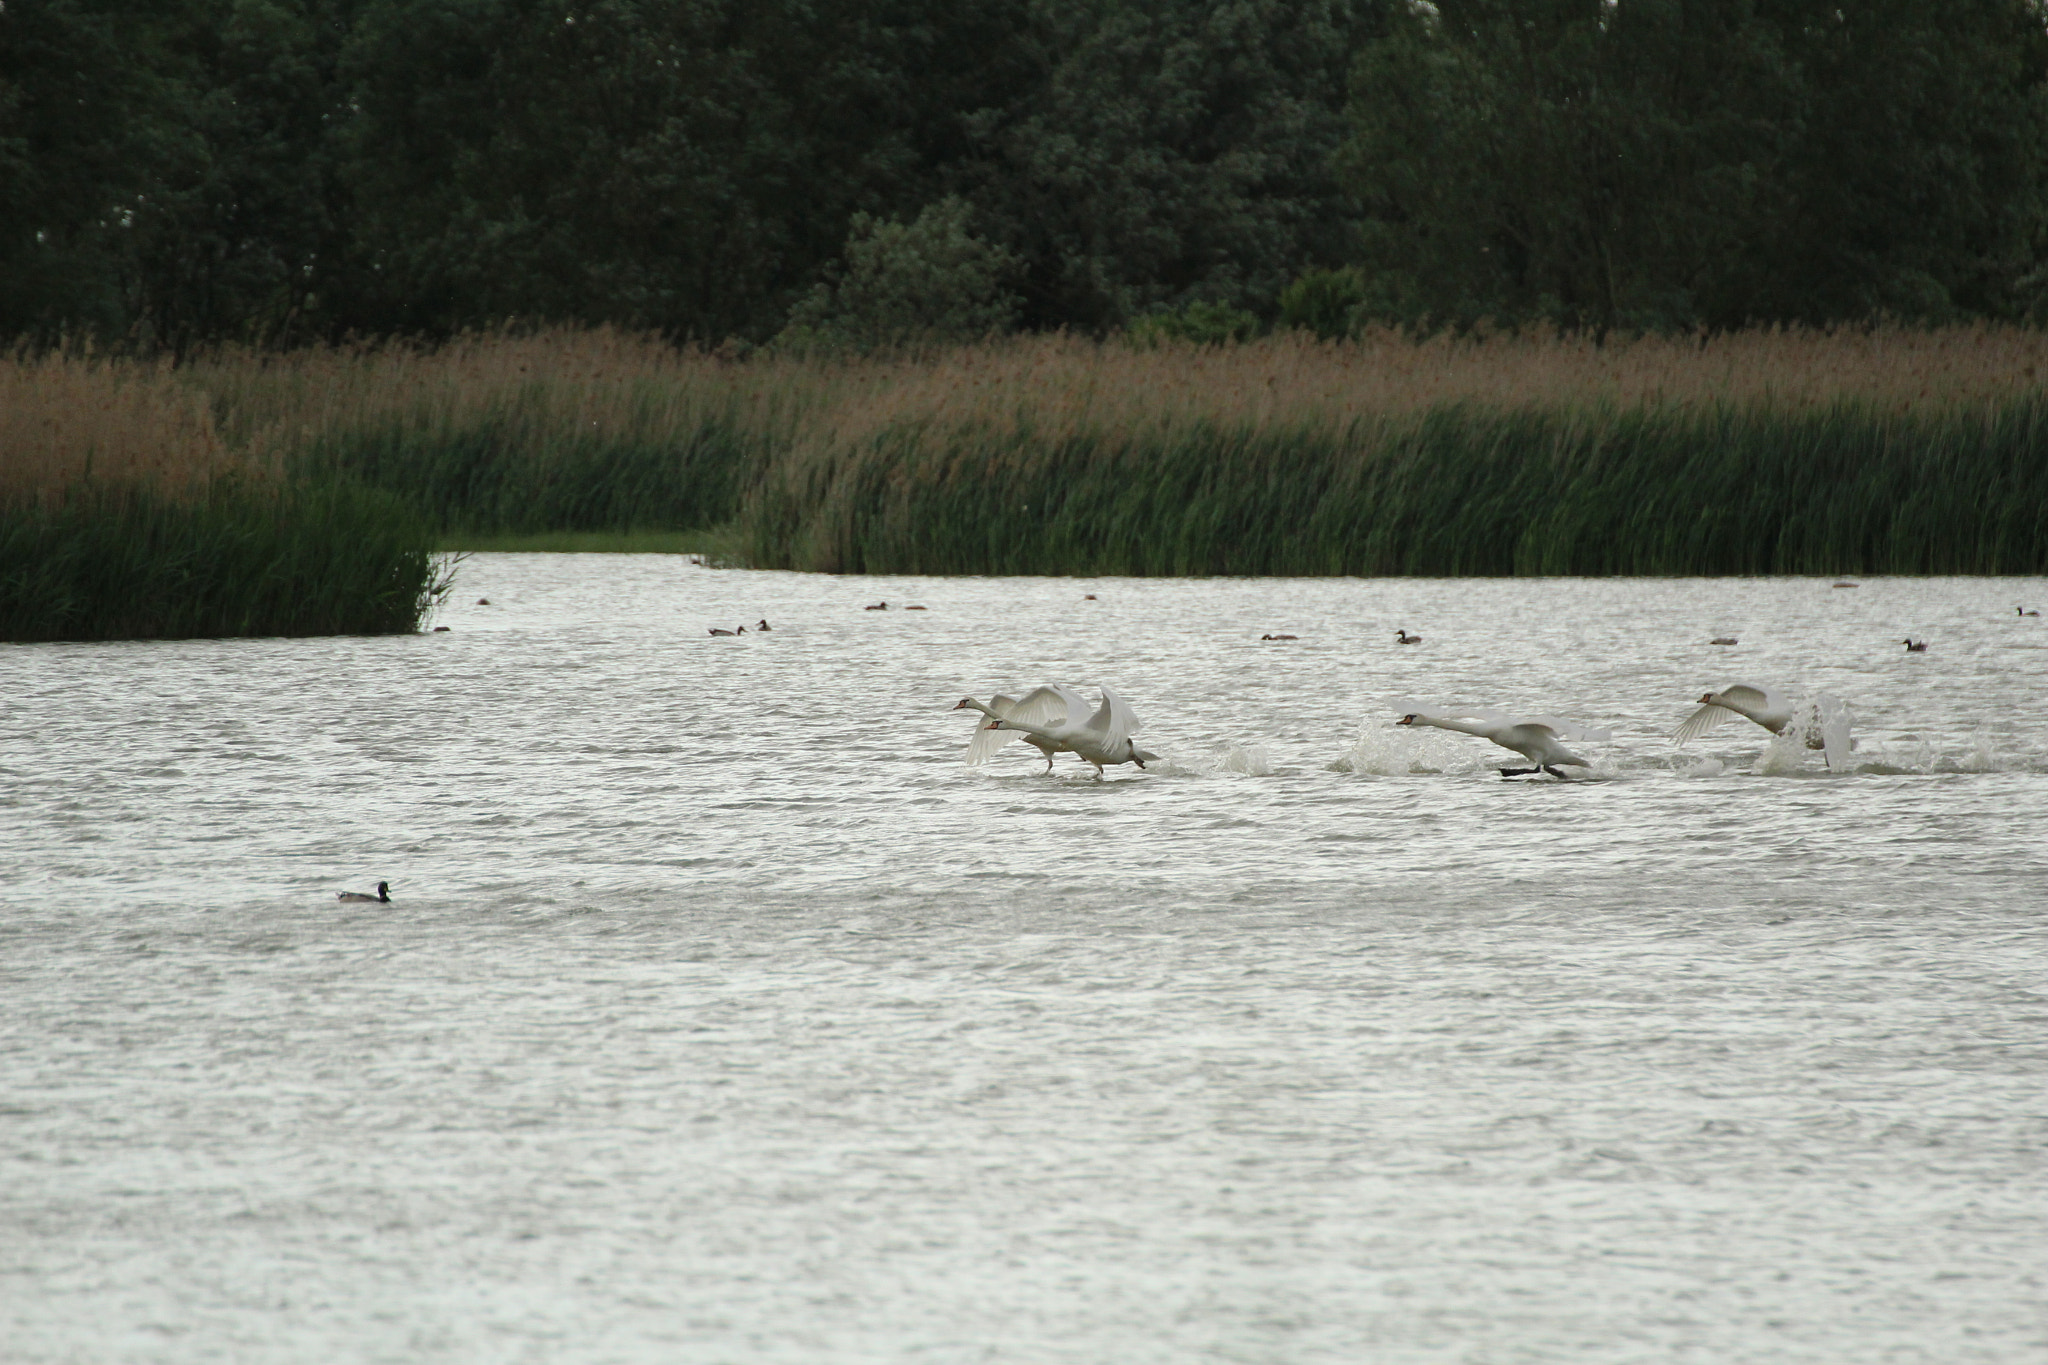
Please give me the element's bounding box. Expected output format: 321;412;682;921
1009;685;1082;732
965;694;1022;765
964;685;1081;765
1812;693;1854;773
1719;683;1785;714
1671;701;1735;746
1672;683;1782;745
1077;685;1143;756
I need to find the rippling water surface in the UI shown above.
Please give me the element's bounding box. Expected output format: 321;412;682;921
5;559;2047;1363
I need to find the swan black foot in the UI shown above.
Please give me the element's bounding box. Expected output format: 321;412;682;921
1499;766;1540;777
1543;765;1571;779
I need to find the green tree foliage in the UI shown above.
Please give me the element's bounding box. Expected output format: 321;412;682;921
1126;300;1261;345
1277;266;1370;338
779;198;1020;352
0;0;191;341
1339;0;2048;334
957;0;1373;331
133;0;349;353
331;0;1040;340
0;0;350;350
9;0;2048;347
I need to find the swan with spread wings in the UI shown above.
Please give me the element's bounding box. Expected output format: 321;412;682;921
956;684;1157;776
1673;683;1852;771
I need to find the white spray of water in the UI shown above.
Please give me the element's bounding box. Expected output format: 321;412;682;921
1330;724;1462;775
1216;743;1275;776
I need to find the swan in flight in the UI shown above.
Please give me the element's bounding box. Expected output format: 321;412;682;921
978;684;1159;776
1673;683;1852;770
338;881;391;904
953;687;1088;771
1397;706;1608;778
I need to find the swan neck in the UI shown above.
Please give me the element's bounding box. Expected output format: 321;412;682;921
1413;714;1490;739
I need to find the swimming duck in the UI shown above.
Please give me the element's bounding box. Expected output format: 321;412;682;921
338;881;391;904
1261;633;1297;641
757;618;772;630
1710;637;1738;645
865;602;887;610
1904;638;1927;652
1395;630;1422;644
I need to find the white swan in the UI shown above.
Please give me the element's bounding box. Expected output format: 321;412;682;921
1397;706;1609;777
952;687;1090;770
338;881;390;904
983;684;1159;776
1673;683;1852;770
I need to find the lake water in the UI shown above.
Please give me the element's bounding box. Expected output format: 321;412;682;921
4;557;2046;1363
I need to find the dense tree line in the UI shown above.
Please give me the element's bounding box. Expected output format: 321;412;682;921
5;0;2048;351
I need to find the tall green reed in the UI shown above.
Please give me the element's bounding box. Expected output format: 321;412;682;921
0;480;451;643
18;326;2043;591
743;397;2048;576
1;349;449;642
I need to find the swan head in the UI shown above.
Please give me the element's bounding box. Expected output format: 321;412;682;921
951;697;976;710
1397;713;1419;726
1697;691;1717;704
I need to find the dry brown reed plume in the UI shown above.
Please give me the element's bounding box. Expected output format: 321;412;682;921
794;322;2048;456
182;326;853;460
1;349;238;505
15;323;2046;506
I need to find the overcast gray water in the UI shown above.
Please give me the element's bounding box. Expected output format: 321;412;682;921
4;557;2047;1363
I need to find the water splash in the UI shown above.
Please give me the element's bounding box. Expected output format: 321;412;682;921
1330;725;1456;775
1217;743;1274;776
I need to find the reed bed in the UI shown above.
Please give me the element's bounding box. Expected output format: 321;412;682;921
0;349;237;505
10;326;2046;604
747;328;2048;574
185;329;850;536
1;350;448;641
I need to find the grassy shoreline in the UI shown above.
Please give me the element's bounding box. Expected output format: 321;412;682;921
1;481;451;643
9;326;2047;629
2;352;451;642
